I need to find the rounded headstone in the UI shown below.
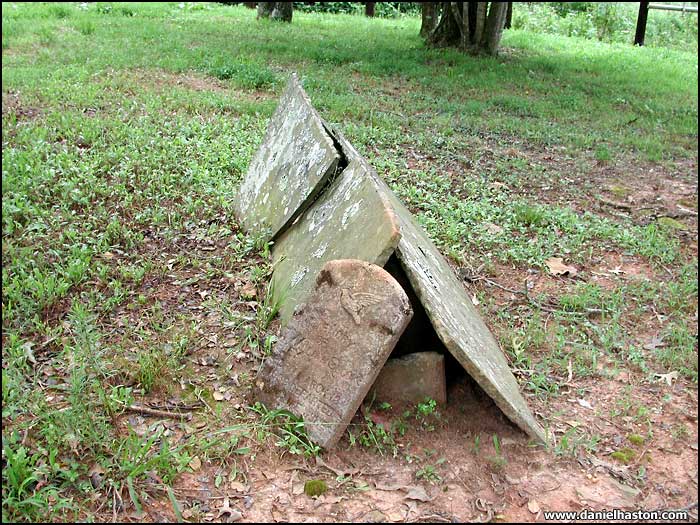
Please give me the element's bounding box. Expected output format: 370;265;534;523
257;259;413;449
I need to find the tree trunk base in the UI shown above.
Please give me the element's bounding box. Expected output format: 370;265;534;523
425;1;507;56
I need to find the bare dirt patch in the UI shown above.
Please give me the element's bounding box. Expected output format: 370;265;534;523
2;90;42;120
111;67;276;102
95;233;697;523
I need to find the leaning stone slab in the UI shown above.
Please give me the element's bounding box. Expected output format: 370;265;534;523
271;156;400;323
370;352;447;406
328;126;547;444
234;75;340;240
257;259;413;449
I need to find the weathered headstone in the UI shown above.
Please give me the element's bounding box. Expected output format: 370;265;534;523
271;157;400;323
257;259;413;449
370;352;447;406
328;126;548;444
234;75;340;240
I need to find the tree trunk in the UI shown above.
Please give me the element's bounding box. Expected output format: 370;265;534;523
257;2;273;18
243;2;256;9
425;2;508;55
420;2;439;37
258;2;292;22
505;2;512;29
365;2;375;17
270;2;292;22
472;2;487;46
427;2;461;47
481;1;508;54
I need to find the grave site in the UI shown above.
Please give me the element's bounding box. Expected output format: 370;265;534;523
3;4;697;522
239;75;547;450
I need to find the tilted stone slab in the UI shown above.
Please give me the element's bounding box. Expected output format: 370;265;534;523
234;75;340;240
328;126;547;444
257;259;413;449
271;156;400;323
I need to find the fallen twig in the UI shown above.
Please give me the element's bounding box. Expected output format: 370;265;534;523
410;514;452;523
630;438;655;468
126;404;192;420
146;401;203;411
466;265;622;325
315;455;359;477
671;205;698;217
522;279;603;316
462;273;522;295
464;272;604;316
598;197;632;210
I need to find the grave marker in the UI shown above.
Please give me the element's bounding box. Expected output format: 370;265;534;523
236;76;548;445
271;157;400;323
328;126;548;444
257;259;413;449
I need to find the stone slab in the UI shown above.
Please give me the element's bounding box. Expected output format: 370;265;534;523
257;259;413;449
327;125;547;444
234;75;340;240
370;352;447;406
271;156;401;323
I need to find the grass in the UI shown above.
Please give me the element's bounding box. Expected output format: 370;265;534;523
2;2;697;521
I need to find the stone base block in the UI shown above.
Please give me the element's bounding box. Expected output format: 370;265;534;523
370;351;446;406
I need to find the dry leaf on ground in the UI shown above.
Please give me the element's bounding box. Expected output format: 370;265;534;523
404;485;433;502
545;257;578;277
654;370;679;386
188;456;202;471
240;282;257;300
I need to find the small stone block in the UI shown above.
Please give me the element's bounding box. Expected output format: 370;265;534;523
370;352;447;406
257;259;413;449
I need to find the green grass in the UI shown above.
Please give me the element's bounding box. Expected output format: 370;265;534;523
2;2;697;521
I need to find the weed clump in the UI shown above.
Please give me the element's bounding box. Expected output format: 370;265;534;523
304;480;327;497
628;434;645;446
611;447;636;464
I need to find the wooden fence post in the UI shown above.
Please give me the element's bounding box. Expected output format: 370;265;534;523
634;1;650;46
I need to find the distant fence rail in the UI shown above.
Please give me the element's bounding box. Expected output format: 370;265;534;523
648;3;699;13
635;1;698;46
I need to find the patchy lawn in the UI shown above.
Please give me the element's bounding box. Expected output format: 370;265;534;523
2;3;697;523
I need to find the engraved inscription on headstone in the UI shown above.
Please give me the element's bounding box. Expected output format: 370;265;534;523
257;259;413;449
234;75;340;240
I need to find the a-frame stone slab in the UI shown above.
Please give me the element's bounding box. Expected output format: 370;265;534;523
271;155;401;323
328;126;548;444
257;259;413;449
235;75;546;445
234;75;340;240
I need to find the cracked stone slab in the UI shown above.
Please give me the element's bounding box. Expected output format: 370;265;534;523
257;259;413;449
328;126;547;444
271;156;400;323
234;74;340;240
